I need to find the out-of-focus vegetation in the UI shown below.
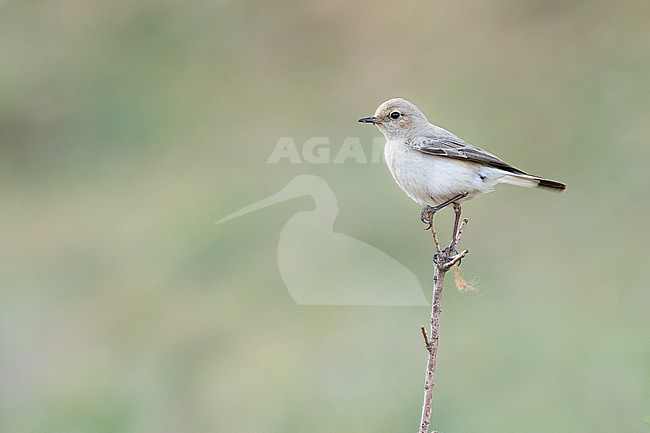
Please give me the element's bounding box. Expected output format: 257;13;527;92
1;1;649;432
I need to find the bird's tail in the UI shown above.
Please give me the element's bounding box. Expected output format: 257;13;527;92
499;173;566;192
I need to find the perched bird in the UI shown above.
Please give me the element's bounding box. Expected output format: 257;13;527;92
359;98;566;234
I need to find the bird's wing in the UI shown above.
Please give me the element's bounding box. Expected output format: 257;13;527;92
406;135;527;175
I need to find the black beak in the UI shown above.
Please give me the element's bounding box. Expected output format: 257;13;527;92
358;116;381;124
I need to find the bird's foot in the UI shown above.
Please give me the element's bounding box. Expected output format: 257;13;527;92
420;205;436;230
445;245;459;258
442;246;461;265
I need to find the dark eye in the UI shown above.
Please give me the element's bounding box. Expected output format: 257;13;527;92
390;111;401;119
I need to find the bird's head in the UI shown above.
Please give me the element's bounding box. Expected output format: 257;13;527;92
358;98;429;140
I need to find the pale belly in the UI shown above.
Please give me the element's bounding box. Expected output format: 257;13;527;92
384;140;496;206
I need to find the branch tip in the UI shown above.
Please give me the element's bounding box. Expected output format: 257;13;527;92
454;217;469;244
420;325;430;349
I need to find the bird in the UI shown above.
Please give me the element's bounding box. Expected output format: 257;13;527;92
217;175;428;306
358;98;566;240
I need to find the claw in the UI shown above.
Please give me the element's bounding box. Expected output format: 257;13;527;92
420;205;435;230
444;246;459;258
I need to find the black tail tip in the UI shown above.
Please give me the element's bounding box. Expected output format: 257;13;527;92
538;179;567;191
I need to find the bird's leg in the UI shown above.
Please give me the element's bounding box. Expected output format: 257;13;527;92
447;202;463;258
420;192;468;231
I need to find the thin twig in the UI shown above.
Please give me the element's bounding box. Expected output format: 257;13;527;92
430;225;441;255
454;218;468;244
418;211;469;433
418;260;444;433
420;326;430;349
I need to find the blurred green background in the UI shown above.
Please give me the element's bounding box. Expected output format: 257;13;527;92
1;0;649;432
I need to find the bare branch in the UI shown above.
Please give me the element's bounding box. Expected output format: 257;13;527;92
430;225;441;255
418;210;469;433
